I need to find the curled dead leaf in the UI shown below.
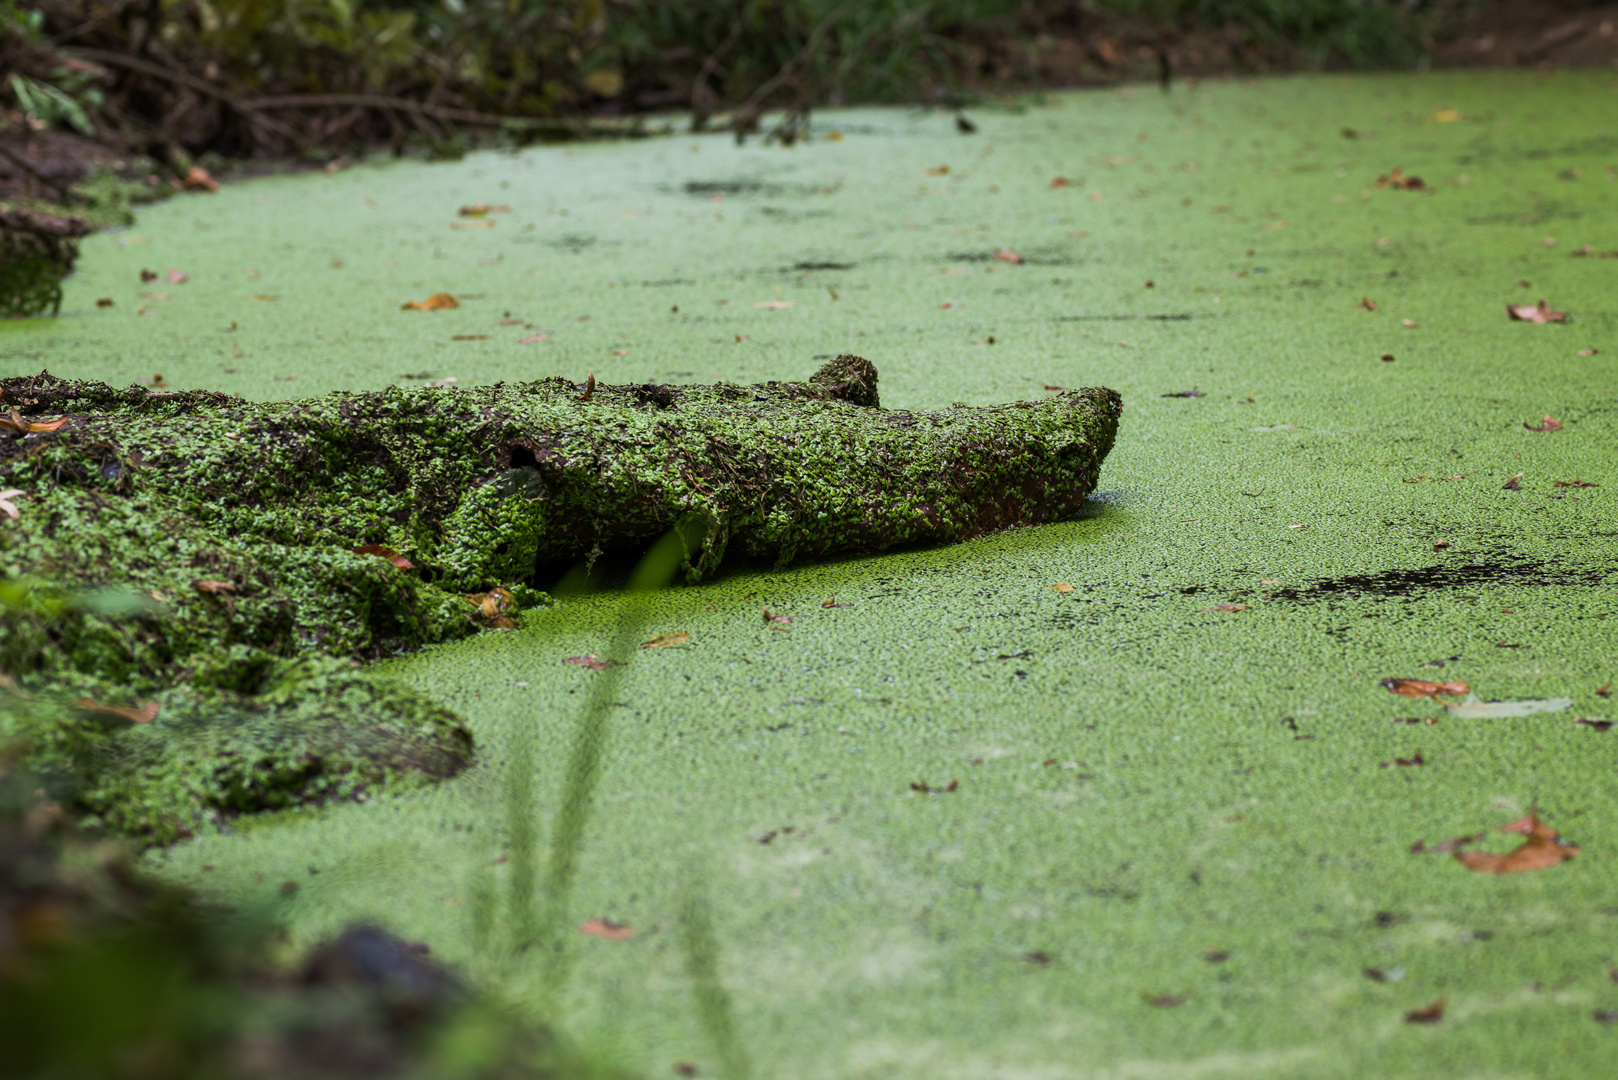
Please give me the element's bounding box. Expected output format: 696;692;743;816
193;579;236;595
0;488;24;520
1523;415;1563;432
578;918;634;940
1507;301;1566;324
402;292;459;311
1502;473;1524;490
1453;810;1578;875
762;607;794;625
1357;296;1378;312
74;698;159;724
354;544;415;570
993;249;1024;264
1380;678;1468;700
177;166;219;193
641;631;690;649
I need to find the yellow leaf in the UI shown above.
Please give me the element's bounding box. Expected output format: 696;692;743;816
641;631;691;649
1050;582;1075;594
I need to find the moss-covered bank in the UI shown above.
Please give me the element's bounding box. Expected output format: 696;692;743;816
0;359;1120;842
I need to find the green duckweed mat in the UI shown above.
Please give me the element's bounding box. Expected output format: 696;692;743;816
5;70;1618;1079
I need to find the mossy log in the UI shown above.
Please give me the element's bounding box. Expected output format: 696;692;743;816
0;358;1121;841
0;202;89;318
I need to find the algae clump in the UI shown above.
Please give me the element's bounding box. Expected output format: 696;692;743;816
0;359;1120;842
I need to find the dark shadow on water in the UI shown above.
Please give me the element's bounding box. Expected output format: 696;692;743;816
1264;557;1612;605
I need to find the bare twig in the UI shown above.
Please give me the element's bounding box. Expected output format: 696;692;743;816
64;47;309;148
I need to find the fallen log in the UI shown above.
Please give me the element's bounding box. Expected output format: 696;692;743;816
0;358;1120;840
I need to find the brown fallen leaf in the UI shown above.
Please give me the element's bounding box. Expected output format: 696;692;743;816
1357;296;1378;312
402;292;459;311
1502;473;1524;490
1507;301;1567;324
1573;718;1613;732
993;249;1024;264
459;203;512;217
1143;992;1189;1008
96;297;114;307
762;607;794;625
1050;582;1076;594
563;654;624;672
1042;383;1065;391
1523;416;1563;432
193;579;236;595
1578;348;1599;356
1380;750;1427;768
641;631;690;649
1597;682;1612;699
1050;176;1082;188
1381;678;1468;700
924;165;950;176
354;544;415;570
1374;168;1426;191
578;918;634;940
1410;833;1482;855
140;268;158;282
1204;603;1248;613
0;410;70;435
74;698;160;724
910;779;959;794
1454;809;1579;875
1554;480;1597;488
1572;245;1618;258
177;166;219;193
1404;998;1446;1024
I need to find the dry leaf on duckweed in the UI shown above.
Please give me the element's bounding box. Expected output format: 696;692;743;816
1502;473;1524;490
578;918;634;940
458;203;512;217
463;590;516;629
193;579;236;595
1050;176;1082;187
1523;415;1563;432
924;165;950;176
762;607;794;625
354;544;415;570
754;300;794;309
1555;479;1598;488
641;631;690;649
1050;582;1076;594
1404;998;1446;1024
564;654;623;672
1161;389;1204;398
1357;295;1378;312
451;220;497;230
1442;694;1571;718
0;411;70;435
1375;168;1426;191
1574;718;1613;732
1143;992;1189;1008
178;166;219;192
910;779;958;794
1381;678;1468;701
1507;301;1567;324
1204;603;1248;613
1454;810;1578;875
74;698;160;724
1597;682;1613;699
993;249;1024;264
402;292;459;311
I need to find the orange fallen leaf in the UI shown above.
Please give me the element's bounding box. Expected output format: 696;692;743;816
0;410;70;435
465;587;516;627
578;918;634;940
402;292;459;311
1049;176;1083;188
1507;300;1566;323
74;698;160;724
993;249;1024;264
1357;296;1378;312
1380;678;1468;700
354;544;415;570
177;166;219;193
1523;415;1563;432
1454;810;1578;875
193;580;236;595
1404;998;1446;1024
640;631;690;649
